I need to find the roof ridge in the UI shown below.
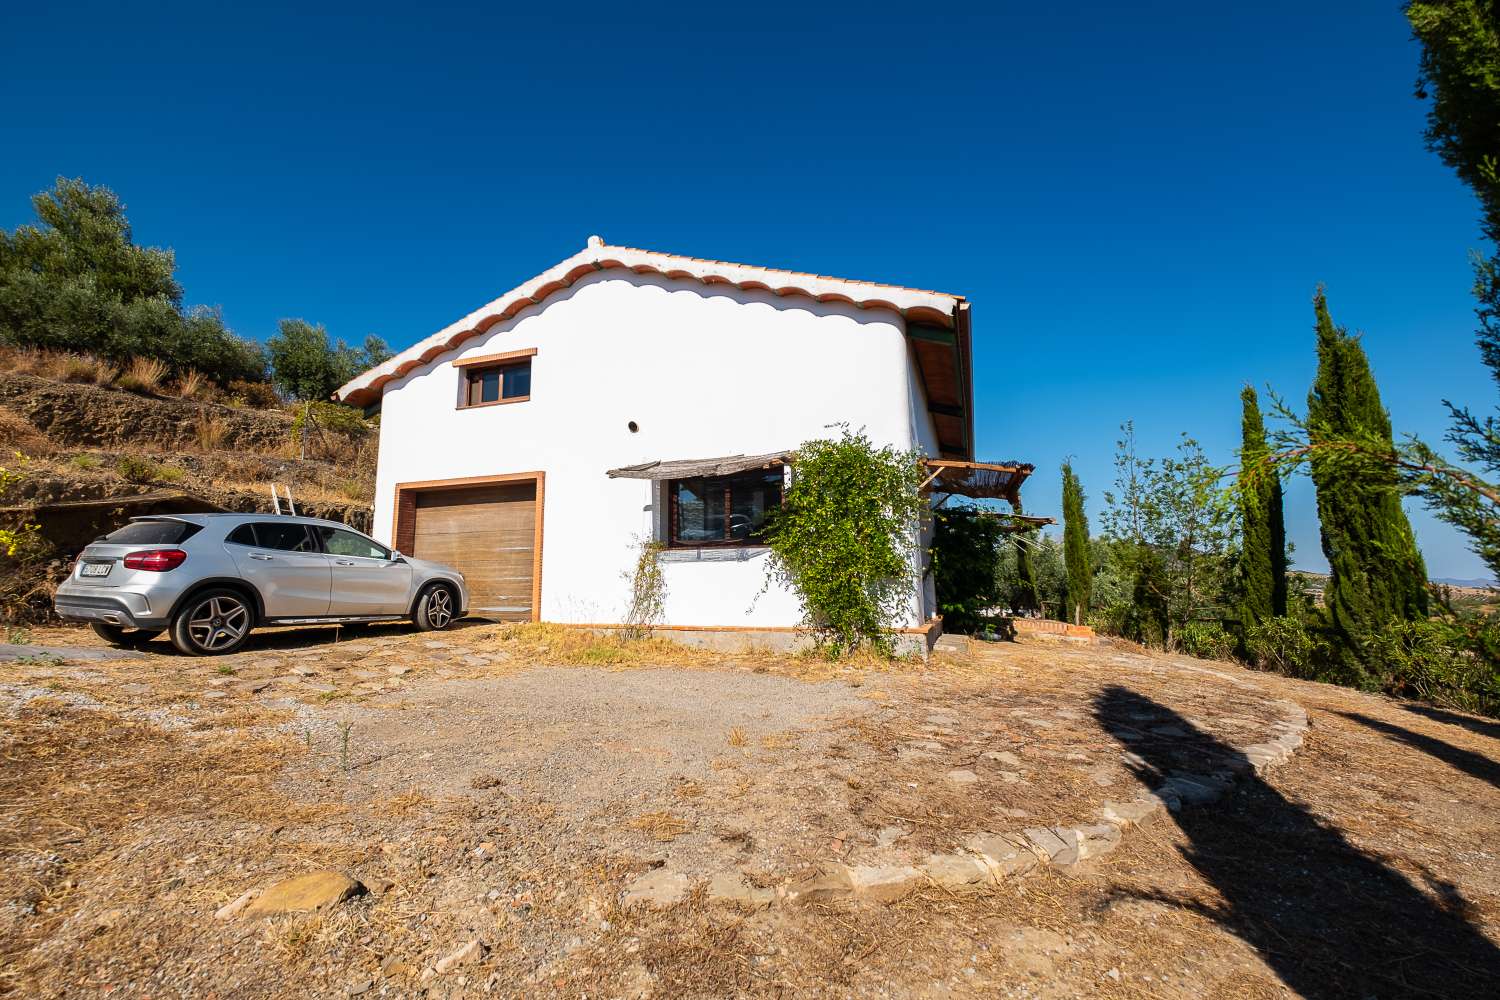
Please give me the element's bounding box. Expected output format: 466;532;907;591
601;241;962;300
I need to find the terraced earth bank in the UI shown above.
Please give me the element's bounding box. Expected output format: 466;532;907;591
0;368;374;621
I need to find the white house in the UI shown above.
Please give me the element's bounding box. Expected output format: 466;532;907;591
334;238;1029;648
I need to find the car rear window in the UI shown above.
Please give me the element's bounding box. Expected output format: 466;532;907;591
101;520;202;545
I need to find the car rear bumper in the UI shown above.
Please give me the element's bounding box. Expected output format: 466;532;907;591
53;585;169;630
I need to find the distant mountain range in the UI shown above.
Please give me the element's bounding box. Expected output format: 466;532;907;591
1292;570;1497;591
1432;577;1499;590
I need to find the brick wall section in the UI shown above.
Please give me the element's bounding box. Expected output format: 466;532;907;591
394;489;416;555
1013;618;1097;640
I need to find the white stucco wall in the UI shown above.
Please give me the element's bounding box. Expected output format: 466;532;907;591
373;270;936;627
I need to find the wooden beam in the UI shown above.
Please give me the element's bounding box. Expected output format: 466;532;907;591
908;324;957;345
919;465;948;491
927;402;965;417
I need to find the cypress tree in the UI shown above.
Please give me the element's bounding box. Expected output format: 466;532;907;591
1011;500;1041;613
1238;386;1288;629
1061;462;1091;624
1307;290;1429;671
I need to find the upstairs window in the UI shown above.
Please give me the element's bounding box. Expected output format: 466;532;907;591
455;348;536;408
668;468;784;547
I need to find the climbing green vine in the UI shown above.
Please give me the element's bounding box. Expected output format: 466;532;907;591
761;426;926;655
622;536;667;639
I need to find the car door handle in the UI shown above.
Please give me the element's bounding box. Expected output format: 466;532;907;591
248;552;274;561
334;559;357;566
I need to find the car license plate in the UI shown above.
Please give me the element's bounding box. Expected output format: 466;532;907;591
81;561;112;577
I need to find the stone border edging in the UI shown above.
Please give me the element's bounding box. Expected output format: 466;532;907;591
621;696;1311;910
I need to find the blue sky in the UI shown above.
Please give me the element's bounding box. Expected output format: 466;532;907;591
3;2;1494;579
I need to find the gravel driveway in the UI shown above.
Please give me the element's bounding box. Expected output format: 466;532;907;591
341;666;869;810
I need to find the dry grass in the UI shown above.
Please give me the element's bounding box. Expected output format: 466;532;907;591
0;345;45;375
0;407;50;454
1;345;115;385
727;726;747;747
211;477;366;511
759;731;795;750
470;623;918;683
626;810;693;841
477;622;731;669
194;410;229;450
174;368;208;399
0;699;324;980
55;353;118;386
115;356;169;395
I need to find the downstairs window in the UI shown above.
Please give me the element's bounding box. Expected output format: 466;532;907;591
668;467;784;547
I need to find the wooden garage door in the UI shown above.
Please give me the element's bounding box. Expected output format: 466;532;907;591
411;483;536;620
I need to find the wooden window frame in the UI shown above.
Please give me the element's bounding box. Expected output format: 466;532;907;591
453;348;537;410
391;471;545;623
665;467;784;549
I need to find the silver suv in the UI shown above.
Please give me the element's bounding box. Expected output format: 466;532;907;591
53;514;469;656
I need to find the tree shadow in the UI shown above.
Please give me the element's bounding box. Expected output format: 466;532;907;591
1094;685;1500;999
1401;702;1500;742
1337;711;1500;790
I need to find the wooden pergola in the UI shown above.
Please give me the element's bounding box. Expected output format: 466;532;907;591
921;458;1053;530
921;459;1032;503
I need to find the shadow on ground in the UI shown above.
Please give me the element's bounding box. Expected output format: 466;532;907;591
1337;710;1500;790
127;618;495;656
1094;685;1500;1000
1401;702;1500;742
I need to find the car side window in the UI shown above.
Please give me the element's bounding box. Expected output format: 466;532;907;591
226;524;257;547
253;522;316;552
316;526;388;560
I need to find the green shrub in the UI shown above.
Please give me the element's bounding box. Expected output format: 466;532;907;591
70;453;102;471
1245;614;1328;677
228;379;281;408
761;426;926;655
1176;620;1235;660
291;400;371;439
931;506;1004;633
1368;619;1500;717
338;478;370;502
115;455;160;483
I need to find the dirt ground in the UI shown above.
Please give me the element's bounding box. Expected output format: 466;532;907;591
1;623;1497;999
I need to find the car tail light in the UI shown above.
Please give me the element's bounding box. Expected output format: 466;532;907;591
123;549;188;572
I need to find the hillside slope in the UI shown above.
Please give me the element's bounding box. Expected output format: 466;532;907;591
0;369;376;622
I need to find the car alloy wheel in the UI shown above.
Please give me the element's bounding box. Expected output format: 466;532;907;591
185;594;250;652
425;586;453;628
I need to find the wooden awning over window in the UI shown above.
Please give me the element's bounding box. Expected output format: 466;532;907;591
607;451;791;481
922;459;1034;504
